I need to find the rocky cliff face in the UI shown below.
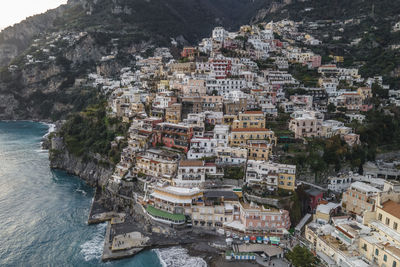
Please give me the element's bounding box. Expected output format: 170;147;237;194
49;137;113;187
0;32;122;120
49;135;145;213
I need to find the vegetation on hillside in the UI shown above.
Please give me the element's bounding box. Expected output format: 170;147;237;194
60;101;129;165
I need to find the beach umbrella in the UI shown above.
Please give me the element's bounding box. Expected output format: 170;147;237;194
257;236;263;243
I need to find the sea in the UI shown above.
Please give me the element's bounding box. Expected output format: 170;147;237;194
0;121;206;267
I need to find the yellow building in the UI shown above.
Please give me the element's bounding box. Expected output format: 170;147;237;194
357;87;373;100
342;182;380;215
165;103;182;124
246;142;272;161
157;80;170;92
229;128;277;147
232;111;266;129
134;149;179;180
359;195;400;266
332;55;344;63
278;172;296;191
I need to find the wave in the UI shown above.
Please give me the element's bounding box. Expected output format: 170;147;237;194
154;247;207;267
76;189;87;196
80;223;107;261
41;122;56;138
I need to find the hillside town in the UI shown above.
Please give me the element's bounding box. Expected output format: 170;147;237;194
55;20;400;266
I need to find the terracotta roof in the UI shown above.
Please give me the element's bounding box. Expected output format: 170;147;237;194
381;200;400;219
179;160;204;167
231;128;271;132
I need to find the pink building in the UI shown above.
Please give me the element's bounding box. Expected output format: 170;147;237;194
310;55;322;68
210;58;232;79
237;202;291;234
152;123;194;152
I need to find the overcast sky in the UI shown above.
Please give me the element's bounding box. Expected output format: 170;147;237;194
0;0;67;30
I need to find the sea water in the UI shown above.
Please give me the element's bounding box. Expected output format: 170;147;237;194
0;121;164;266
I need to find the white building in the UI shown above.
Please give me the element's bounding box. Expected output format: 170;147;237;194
212;27;227;42
174;160;217;188
206;78;247;95
216;146;247;165
245;160;296;191
188;137;218;159
327;176;352;193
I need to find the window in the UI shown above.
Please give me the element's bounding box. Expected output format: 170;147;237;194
375;249;379;256
393;261;397;267
386;218;390;226
379;213;383;221
362;243;367;251
384;254;387;262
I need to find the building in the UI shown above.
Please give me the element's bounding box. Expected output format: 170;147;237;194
336;93;363;111
187;137;218;159
134;149;179;180
318;65;339;76
245;160;296;191
201;95;223;112
165;103;182;124
360;191;400;267
174;160;217;188
182;79;206;96
152;122;194;152
246;141;273;161
314;202;341;224
229;128;277;147
232;111;266;129
363;161;400;180
192;190;240;227
181;47;198;58
289;110;324;139
225;202;291;234
212;27;227;42
327;175;352;193
149;185;203;215
342;181;381;216
216;146;247;165
357;87;372;100
305;188;323;213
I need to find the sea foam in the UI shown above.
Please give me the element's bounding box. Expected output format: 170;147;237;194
80;223;107;261
154;247;207;267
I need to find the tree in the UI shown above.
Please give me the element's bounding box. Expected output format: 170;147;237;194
286;245;319;267
327;103;336;113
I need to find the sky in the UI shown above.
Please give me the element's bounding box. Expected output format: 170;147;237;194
0;0;67;30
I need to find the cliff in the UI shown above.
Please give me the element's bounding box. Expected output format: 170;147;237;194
49;135;145;213
49;137;113;187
